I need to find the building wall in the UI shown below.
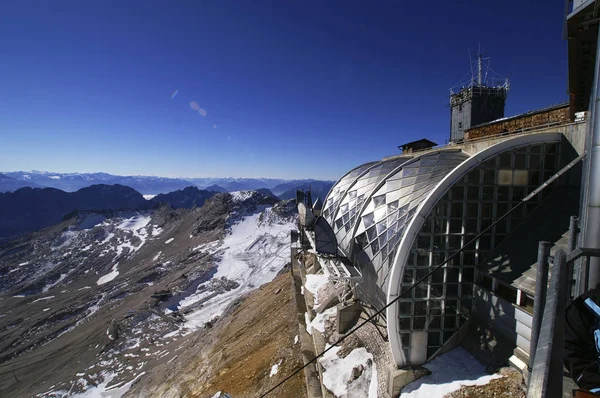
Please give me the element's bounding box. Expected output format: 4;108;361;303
465;105;571;140
470;94;506;127
473;285;533;356
450;99;473;142
459;121;587;157
392;141;564;363
451;88;508;142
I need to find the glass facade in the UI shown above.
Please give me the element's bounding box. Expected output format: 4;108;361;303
396;142;561;361
351;151;468;290
320;137;565;365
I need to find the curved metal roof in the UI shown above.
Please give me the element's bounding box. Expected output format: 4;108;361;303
330;156;413;256
322;161;377;226
351;150;468;287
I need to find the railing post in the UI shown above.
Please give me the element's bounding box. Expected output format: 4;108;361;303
528;241;552;373
568;216;579;252
527;249;567;398
567;216;579;300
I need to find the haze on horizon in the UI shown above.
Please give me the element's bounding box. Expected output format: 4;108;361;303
0;1;567;180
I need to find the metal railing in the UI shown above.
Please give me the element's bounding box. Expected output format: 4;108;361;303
526;218;600;397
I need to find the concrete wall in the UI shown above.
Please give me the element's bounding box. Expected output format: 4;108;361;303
458;121;587;156
473;285;533;357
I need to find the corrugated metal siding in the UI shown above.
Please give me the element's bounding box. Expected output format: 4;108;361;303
450;100;472;141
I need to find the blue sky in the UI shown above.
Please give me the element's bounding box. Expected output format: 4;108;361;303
0;1;568;180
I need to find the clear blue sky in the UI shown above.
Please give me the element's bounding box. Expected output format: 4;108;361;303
0;1;568;180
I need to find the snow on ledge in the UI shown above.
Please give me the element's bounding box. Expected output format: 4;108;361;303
318;345;377;398
400;347;503;397
308;307;337;334
304;273;329;306
304;312;313;335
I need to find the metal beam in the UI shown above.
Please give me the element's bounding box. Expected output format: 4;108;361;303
528;241;551;373
527;249;568;398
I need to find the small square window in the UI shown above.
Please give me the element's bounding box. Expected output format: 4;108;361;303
513;170;529;186
414;317;426;329
498;169;512;185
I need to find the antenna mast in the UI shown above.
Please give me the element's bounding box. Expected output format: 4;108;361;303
477;52;483;86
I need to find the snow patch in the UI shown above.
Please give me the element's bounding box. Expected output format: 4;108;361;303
179;208;294;329
230;190;254;202
116;214;151;231
70;371;146;398
151;226;163;236
269;359;282;377
162;330;179;339
143;194;156;200
165;238;174;244
97;264;119;285
400;347;503;397
100;232;115;245
31;296;55;303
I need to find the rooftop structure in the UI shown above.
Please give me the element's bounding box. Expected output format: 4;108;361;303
449;50;510;142
398;139;437;153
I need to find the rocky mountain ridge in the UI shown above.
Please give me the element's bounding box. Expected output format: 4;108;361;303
0;190;297;397
0;171;334;198
0;185;150;238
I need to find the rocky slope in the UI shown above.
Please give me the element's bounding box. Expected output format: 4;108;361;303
0;191;297;397
126;273;307;398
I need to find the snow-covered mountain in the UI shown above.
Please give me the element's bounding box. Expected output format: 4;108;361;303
0;190;296;397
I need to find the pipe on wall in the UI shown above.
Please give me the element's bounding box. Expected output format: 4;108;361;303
585;27;600;290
